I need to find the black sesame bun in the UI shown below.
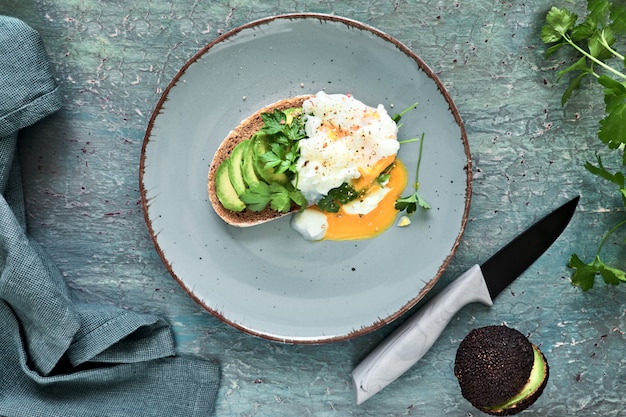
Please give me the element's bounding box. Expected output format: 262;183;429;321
454;325;549;416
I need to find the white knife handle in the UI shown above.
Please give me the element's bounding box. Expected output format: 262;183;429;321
352;264;493;404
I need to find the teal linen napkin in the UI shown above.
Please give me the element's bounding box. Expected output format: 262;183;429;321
0;16;220;416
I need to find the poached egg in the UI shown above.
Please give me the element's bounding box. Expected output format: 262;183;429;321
291;92;407;241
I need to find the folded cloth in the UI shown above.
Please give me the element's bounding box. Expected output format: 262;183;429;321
0;16;220;417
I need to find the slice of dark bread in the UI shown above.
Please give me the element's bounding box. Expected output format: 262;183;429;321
207;95;310;227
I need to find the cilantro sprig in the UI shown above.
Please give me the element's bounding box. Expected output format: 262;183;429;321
542;0;626;290
391;102;431;216
240;181;306;213
257;109;307;176
395;133;430;215
238;108;307;213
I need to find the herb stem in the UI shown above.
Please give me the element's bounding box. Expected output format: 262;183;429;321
398;102;418;118
414;133;425;187
399;137;421;144
392;102;419;124
564;34;626;80
600;30;625;61
595;217;626;257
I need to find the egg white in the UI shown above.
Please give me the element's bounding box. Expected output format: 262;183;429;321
294;91;399;205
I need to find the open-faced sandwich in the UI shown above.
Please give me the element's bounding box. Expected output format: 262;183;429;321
208;91;423;241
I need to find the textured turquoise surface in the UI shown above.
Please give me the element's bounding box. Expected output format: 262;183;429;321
4;1;626;416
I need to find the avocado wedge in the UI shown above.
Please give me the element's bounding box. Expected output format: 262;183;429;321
228;139;249;196
252;134;289;185
215;159;246;212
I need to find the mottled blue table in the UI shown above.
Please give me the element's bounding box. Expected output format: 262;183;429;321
4;1;626;416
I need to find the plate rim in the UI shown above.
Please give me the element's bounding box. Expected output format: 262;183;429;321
139;12;472;343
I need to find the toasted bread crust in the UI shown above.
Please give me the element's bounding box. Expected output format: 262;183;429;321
208;95;310;227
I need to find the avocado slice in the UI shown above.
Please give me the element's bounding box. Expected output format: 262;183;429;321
242;139;261;187
252;134;289;184
215;158;246;212
228;139;249;195
283;107;299;125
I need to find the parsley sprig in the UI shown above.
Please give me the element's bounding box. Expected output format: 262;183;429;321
542;0;626;290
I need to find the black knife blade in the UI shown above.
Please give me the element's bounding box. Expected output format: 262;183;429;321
481;195;580;299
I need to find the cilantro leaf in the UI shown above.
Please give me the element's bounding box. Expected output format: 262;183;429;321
395;133;430;216
240;181;306;213
609;3;626;33
542;1;626;290
541;7;577;43
569;254;626;291
394;192;431;214
256;108;305;178
568;254;600;291
269;183;292;213
597;75;626;148
260;109;288;135
240;182;271;212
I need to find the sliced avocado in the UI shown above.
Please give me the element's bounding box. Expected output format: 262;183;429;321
252;135;289;184
242;139;261;187
283;107;299;125
228;139;249;195
215;158;246;212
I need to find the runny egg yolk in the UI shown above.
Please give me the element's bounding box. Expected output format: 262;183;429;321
290;91;406;241
296;159;408;241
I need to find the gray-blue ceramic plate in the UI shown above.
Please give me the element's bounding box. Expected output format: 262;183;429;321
140;14;471;343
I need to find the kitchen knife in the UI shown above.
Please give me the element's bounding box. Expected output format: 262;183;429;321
352;196;579;404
